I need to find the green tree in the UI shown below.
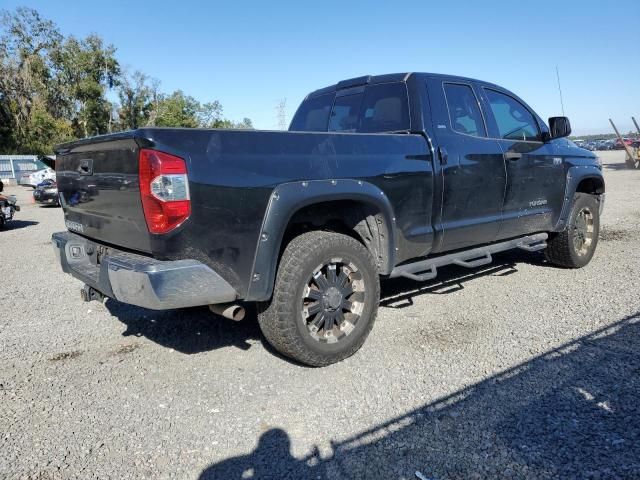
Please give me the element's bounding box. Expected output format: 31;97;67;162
0;7;64;152
0;7;253;152
117;70;153;130
211;117;254;129
52;34;120;137
199;100;223;127
21;105;74;153
152;90;200;128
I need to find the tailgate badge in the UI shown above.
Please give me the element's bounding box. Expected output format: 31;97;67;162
65;219;84;233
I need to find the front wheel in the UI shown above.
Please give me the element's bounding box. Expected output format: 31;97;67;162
545;193;600;268
258;231;380;367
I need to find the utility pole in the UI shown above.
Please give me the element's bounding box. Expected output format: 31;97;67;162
276;98;287;130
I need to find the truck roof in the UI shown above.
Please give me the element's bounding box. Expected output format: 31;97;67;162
306;72;502;99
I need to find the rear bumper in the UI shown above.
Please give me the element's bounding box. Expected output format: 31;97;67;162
52;231;237;310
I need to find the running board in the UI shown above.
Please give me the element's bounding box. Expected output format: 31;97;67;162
390;233;548;282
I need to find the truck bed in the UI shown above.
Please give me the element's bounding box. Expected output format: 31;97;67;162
56;128;433;297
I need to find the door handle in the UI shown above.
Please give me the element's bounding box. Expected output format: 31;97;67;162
438;146;448;165
504;152;522;161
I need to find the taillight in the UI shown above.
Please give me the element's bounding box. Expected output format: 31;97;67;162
139;149;191;234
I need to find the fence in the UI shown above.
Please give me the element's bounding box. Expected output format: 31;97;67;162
0;155;48;184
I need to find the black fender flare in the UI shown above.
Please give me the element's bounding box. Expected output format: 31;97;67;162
554;165;605;231
245;179;398;302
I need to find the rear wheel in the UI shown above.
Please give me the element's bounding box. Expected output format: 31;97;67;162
545;193;600;268
258;231;380;367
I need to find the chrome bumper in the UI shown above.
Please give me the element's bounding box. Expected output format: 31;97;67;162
52;231;237;310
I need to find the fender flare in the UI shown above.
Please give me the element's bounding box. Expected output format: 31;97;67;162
245;179;398;302
554;165;605;231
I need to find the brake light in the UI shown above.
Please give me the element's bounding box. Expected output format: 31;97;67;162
139;149;191;234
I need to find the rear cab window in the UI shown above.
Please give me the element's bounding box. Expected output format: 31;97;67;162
290;82;411;133
328;92;363;132
289;93;334;132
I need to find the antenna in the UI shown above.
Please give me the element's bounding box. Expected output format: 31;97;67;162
555;66;565;116
276;98;287;130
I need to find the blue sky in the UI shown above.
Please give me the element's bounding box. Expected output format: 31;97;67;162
4;0;639;135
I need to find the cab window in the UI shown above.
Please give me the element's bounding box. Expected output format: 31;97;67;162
443;83;486;137
289;93;334;131
328;93;363;132
358;83;410;133
484;89;541;142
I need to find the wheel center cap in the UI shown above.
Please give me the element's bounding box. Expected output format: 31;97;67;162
323;287;343;310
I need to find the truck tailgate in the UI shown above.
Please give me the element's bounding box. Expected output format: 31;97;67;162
56;136;152;252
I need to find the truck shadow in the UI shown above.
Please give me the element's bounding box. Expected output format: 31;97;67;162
105;301;262;354
198;311;640;479
105;250;550;355
381;249;545;308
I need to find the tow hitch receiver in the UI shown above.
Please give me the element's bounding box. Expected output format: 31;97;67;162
80;284;105;303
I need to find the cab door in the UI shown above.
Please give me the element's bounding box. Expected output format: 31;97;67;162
426;78;506;253
479;87;566;239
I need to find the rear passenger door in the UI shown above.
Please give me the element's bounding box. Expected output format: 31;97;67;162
480;87;565;239
426;79;506;252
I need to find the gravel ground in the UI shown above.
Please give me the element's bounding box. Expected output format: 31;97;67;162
1;150;639;479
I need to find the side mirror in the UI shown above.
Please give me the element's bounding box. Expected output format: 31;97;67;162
549;116;571;139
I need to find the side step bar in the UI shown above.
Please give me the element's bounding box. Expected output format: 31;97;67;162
389;233;548;282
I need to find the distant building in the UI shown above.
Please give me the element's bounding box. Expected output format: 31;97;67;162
0;155;49;185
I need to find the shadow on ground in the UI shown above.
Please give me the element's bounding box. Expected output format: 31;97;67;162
380;249;544;308
199;312;640;479
602;161;638;171
105;250;545;356
105;302;262;354
104;249;549;357
1;219;39;230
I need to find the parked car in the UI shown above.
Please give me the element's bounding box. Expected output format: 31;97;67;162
19;167;56;188
33;179;60;206
51;72;604;366
614;138;633;150
0;178;3;192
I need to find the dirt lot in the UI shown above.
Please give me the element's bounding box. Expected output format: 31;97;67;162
1;150;639;479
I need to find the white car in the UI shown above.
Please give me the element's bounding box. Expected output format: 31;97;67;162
20;168;56;188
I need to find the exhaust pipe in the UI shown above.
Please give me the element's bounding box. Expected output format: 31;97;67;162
209;303;246;321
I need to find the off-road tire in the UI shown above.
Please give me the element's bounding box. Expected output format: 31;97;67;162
545;193;600;268
257;231;380;367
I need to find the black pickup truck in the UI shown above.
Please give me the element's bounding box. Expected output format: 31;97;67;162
52;72;604;366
